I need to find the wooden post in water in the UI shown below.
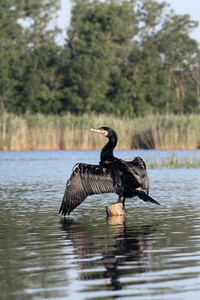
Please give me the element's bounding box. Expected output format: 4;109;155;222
106;202;127;217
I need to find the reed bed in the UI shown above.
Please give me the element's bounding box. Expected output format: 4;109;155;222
0;112;200;150
146;153;200;169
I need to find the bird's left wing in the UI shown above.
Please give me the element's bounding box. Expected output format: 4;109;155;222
59;163;117;216
126;156;150;193
128;156;147;178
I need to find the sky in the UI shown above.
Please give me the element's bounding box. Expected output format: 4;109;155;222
56;0;200;44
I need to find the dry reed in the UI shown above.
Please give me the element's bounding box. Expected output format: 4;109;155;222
0;112;200;150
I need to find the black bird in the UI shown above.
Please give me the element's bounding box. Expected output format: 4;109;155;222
59;127;160;216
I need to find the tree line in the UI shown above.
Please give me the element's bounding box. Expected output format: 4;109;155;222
0;0;200;116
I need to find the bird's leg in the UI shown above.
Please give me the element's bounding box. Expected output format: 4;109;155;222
121;197;126;214
122;197;126;206
118;195;122;203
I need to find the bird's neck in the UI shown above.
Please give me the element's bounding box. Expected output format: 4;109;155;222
100;134;117;162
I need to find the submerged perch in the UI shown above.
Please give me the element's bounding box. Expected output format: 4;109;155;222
106;202;127;217
59;127;160;216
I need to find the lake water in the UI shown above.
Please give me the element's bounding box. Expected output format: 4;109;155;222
1;150;200;300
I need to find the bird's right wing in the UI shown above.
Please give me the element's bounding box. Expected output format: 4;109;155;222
59;163;117;216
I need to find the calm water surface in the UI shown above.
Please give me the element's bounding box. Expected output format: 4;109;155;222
1;150;200;300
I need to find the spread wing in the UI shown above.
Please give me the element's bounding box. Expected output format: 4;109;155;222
129;156;147;177
59;163;117;216
127;156;149;193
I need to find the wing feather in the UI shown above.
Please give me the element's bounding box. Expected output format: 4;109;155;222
126;156;149;192
59;163;117;216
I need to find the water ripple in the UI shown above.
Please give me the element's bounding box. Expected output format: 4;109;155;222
1;150;200;300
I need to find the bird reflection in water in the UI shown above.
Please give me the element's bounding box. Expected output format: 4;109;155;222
61;217;155;292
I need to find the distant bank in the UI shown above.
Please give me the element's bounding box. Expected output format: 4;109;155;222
0;113;200;151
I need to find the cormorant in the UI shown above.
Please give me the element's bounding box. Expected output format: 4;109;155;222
59;127;160;216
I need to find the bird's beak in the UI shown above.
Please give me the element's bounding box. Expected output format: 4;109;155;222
90;128;106;135
90;128;101;133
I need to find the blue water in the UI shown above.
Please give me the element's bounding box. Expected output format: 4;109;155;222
1;150;200;300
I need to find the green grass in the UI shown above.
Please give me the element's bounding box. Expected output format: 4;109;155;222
1;112;200;151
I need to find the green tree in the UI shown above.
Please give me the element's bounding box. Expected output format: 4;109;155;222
157;11;199;113
1;0;200;116
117;0;199;115
109;0;167;116
0;0;24;112
0;0;62;114
61;0;137;114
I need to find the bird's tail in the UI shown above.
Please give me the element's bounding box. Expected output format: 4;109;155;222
136;191;160;205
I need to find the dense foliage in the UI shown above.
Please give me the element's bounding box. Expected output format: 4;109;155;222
0;0;200;116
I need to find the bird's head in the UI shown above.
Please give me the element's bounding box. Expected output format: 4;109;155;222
90;127;114;138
